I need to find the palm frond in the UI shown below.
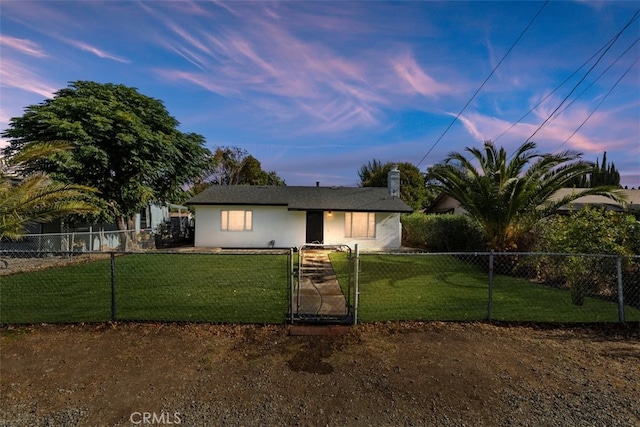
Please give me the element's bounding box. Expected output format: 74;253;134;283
0;143;100;240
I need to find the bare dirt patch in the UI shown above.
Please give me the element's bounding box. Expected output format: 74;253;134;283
1;322;639;426
0;253;111;276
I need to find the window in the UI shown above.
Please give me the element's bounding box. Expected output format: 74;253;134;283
345;212;375;238
221;210;252;231
139;206;149;229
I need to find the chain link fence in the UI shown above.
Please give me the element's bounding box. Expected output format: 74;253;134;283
1;249;638;325
352;252;639;323
0;249;291;324
0;229;156;253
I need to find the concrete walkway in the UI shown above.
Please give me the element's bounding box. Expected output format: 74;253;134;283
294;249;349;319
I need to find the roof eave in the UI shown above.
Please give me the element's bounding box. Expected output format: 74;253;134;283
187;202;289;207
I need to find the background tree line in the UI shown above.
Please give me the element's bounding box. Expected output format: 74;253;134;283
1;80;630;253
566;151;621;188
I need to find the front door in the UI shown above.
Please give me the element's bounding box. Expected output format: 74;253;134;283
305;211;324;243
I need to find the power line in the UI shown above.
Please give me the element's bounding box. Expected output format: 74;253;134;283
555;55;640;153
416;0;549;167
493;42;611;143
554;36;640;118
494;32;639;144
524;8;640;144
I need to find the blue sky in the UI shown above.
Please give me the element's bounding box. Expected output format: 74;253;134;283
1;1;639;187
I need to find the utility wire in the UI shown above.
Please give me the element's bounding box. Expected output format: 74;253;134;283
494;32;640;143
524;8;640;144
555;55;640;152
554;36;640;118
493;42;611;143
415;0;549;167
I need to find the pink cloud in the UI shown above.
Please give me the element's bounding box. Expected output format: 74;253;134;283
150;15;388;133
0;58;56;99
392;53;453;98
0;36;47;57
62;39;130;63
226;34;279;77
456;111;537;146
455;113;489;142
529;99;622;153
298;100;379;134
164;43;209;71
153;69;240;97
165;22;213;59
456;92;637;160
0;1;79;32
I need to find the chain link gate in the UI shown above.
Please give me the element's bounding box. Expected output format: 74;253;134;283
288;244;359;325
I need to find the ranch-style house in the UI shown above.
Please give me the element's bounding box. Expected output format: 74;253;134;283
187;168;413;250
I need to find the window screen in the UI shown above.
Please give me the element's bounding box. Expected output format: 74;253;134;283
221;210;252;231
345;212;375;238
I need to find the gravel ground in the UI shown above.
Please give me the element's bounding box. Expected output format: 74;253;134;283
1;322;639;426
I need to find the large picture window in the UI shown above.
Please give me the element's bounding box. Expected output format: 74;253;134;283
221;210;252;231
345;212;375;238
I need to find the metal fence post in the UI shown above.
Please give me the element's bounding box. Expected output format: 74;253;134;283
110;252;117;322
487;251;494;322
289;247;294;324
353;244;359;325
617;256;625;324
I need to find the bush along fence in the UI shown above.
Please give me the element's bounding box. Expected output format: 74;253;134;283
0;249;638;325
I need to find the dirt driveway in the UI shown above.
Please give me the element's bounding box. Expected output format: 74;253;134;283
1;322;639;426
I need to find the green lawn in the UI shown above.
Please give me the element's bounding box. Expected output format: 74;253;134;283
0;254;289;324
2;252;637;325
330;253;640;323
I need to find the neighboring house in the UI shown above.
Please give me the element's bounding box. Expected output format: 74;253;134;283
26;202;187;235
2;202;190;252
187;169;413;250
425;189;640;215
549;188;640;214
425;192;468;214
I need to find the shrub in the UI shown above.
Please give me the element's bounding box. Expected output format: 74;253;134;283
402;213;485;252
535;207;639;255
532;207;640;305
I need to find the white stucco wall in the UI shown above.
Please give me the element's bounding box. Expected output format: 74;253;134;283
323;211;402;250
193;205;306;248
193;206;403;249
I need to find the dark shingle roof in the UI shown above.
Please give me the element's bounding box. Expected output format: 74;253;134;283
187;185;413;213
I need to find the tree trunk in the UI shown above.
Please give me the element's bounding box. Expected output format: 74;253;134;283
116;215;136;251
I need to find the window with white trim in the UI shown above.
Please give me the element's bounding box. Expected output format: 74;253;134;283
221;210;253;231
345;212;375;238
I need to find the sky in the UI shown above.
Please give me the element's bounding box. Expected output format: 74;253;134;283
1;1;639;187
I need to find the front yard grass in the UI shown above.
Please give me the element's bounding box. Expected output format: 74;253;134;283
2;252;637;325
330;253;640;323
0;253;288;324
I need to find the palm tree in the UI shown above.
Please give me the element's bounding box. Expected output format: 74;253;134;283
429;141;624;251
0;142;98;240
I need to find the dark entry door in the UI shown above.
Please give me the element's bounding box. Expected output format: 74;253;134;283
306;211;324;243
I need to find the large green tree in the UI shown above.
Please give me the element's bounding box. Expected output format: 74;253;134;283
208;146;285;186
428;141;623;251
0;142;98;240
2;81;212;235
358;160;428;210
